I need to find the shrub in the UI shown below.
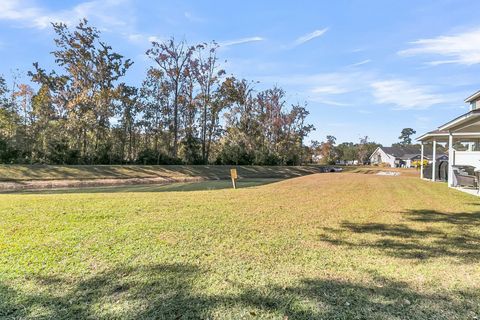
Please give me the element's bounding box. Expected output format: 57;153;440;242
412;159;428;168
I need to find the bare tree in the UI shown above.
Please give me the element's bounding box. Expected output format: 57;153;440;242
146;38;195;158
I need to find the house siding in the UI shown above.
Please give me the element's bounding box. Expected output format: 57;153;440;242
370;148;396;167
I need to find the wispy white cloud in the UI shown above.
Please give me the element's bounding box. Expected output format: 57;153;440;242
258;71;373;107
147;35;164;43
347;59;371;67
358;109;372;114
184;11;205;23
311;99;352;107
311;85;348;95
126;33;144;42
351;47;366;53
0;0;132;30
399;28;480;65
259;71;456;111
219;36;264;47
260;72;372;91
414;115;432;129
371;80;447;110
292;28;328;47
120;32;165;46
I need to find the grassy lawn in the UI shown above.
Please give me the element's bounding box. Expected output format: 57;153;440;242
1;172;479;319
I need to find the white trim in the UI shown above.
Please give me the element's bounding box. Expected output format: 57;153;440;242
439;113;474;131
416;132;449;142
439;111;480;133
417;129;480;142
432;139;436;182
465;90;480;103
369;147;381;160
451;132;480;136
448;133;454;187
420;143;424;179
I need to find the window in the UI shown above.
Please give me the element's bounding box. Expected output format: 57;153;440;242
471;101;478;110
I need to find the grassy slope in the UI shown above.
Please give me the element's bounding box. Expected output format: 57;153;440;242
0;165;324;181
0;173;479;319
7;178;281;194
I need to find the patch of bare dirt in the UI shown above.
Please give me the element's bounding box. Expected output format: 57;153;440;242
0;176;206;192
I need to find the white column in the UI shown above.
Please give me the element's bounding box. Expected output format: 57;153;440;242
432;139;437;181
448;133;454;187
420;143;424;179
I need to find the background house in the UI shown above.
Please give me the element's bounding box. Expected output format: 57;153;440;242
369;146;445;167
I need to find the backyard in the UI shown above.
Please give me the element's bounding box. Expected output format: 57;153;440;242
0;171;479;319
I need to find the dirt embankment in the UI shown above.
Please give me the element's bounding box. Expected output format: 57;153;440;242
0;165;326;192
0;176;206;192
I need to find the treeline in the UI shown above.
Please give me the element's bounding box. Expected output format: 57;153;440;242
0;19;314;165
310;128;424;165
310;135;381;165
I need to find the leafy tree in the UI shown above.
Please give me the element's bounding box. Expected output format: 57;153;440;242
335;142;358;162
116;84;138;163
30;19;132;163
30;84;54;162
318;135;337;164
219;78;314;165
138;68;171;159
399;128;416;145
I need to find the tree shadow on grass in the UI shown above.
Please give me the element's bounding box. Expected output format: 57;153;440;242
320;209;480;263
1;263;478;319
1;264;209;319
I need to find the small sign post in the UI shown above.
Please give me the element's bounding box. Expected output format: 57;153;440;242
230;168;238;189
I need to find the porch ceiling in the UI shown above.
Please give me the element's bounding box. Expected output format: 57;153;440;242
417;131;449;143
417;113;480;143
418;133;480;143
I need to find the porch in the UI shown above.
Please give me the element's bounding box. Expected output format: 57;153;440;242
417;110;480;196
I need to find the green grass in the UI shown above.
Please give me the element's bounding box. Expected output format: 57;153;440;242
1;173;479;319
0;164;324;181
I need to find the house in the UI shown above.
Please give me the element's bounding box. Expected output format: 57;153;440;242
417;89;480;194
369;146;431;168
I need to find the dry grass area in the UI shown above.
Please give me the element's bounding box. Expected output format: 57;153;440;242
0;172;479;319
344;166;420;177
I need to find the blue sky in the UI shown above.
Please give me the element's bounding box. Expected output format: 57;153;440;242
1;0;480;145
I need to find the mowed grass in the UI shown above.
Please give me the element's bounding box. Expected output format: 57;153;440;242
0;173;479;319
